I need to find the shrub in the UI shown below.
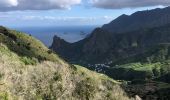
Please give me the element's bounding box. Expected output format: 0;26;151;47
0;73;3;80
17;42;21;46
25;44;31;50
53;72;62;81
20;57;37;65
152;67;161;77
0;92;8;100
47;50;53;54
75;78;96;99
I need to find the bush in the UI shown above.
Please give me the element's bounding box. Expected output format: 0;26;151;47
47;50;53;54
20;57;37;65
0;73;3;80
53;72;62;81
0;92;8;100
153;67;161;77
74;78;96;99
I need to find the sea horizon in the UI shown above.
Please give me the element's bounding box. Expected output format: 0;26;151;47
10;25;98;47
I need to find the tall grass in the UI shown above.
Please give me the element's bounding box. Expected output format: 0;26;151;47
0;44;131;100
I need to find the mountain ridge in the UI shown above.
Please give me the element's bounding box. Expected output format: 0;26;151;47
51;23;170;65
102;6;170;33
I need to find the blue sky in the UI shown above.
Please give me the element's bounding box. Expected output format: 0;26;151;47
0;0;167;27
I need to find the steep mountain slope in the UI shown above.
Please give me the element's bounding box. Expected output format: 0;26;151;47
50;28;114;64
0;26;130;100
51;23;170;65
102;7;170;33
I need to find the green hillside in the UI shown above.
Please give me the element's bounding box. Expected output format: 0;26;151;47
107;44;170;81
0;26;130;100
0;26;59;64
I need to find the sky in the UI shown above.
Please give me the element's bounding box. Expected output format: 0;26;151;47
0;0;169;27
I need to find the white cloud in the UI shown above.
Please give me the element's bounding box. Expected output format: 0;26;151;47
0;0;81;11
20;15;113;21
0;0;18;7
91;0;170;9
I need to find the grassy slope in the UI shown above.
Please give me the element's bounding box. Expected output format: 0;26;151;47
107;43;170;81
0;27;130;100
0;26;59;63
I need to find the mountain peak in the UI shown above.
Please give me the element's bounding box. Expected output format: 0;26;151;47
119;14;129;18
102;6;170;33
50;35;70;50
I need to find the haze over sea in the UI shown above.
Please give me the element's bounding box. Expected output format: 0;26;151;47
11;25;97;47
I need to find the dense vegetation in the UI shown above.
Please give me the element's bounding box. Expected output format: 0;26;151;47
107;44;170;80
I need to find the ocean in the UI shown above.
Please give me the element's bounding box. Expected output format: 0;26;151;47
12;26;97;47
